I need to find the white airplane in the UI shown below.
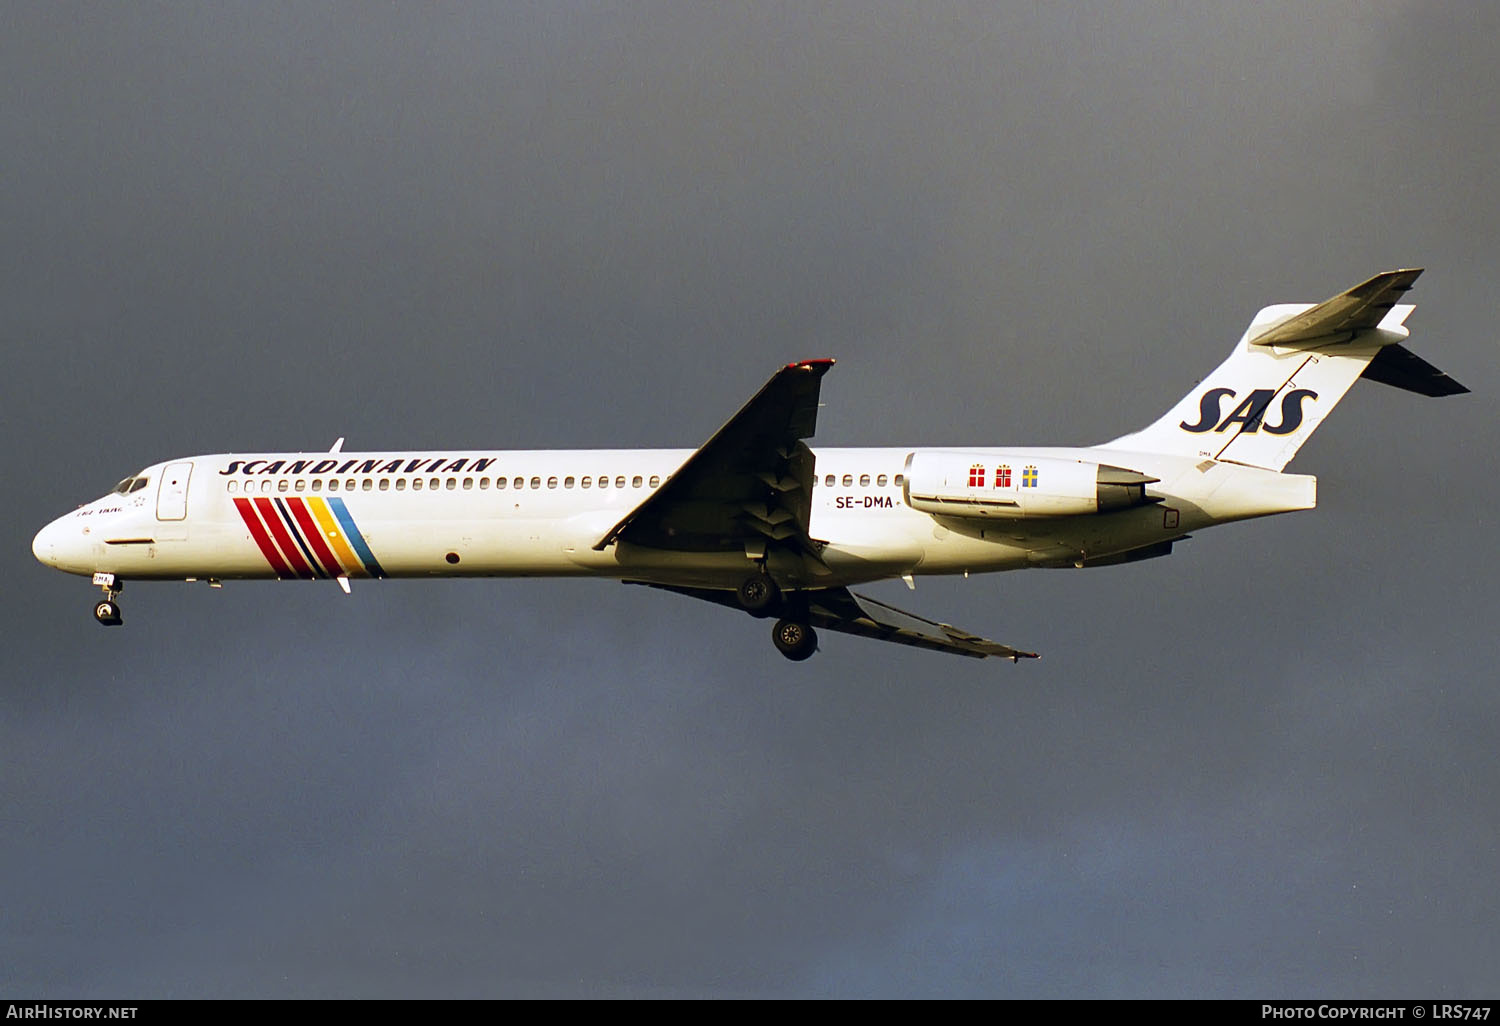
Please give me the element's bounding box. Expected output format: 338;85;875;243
33;269;1465;661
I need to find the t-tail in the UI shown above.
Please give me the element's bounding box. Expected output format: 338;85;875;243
1105;268;1467;471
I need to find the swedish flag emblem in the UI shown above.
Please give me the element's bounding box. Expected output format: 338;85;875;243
1021;465;1039;488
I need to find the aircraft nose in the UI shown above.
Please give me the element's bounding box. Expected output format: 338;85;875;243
33;515;84;571
32;520;57;566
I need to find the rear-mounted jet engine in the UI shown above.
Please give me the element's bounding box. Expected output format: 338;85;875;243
902;452;1159;518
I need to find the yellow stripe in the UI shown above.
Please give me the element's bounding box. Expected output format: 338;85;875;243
309;497;366;577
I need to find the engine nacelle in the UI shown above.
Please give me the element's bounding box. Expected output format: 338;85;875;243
902;452;1159;519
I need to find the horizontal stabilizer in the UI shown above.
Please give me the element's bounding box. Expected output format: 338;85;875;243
1250;268;1422;349
1103;268;1462;471
1360;342;1469;397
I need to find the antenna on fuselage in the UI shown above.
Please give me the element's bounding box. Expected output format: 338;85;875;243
329;437;344;453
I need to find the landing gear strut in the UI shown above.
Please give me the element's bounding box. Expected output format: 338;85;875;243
92;573;123;626
772;618;817;661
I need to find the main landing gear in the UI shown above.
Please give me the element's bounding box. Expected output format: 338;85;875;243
92;573;123;626
771;617;817;661
739;572;816;660
735;573;782;616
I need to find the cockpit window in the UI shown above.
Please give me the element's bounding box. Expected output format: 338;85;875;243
112;475;150;494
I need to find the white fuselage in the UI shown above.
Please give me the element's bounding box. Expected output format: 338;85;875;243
32;445;1315;590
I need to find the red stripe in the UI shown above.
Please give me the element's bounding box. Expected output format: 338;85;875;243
234;497;293;578
253;496;314;579
286;496;344;577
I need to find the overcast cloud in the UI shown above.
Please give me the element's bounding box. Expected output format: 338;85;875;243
3;1;1497;997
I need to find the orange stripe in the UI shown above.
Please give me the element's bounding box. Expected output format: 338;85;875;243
308;497;365;577
287;497;345;577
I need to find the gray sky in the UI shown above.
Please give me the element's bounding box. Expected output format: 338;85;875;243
4;1;1497;998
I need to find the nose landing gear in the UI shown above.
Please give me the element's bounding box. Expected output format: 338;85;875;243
91;573;123;626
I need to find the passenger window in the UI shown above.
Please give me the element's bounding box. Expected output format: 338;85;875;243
430;477;440;490
379;478;390;491
227;480;238;493
581;476;591;488
514;477;524;490
346;479;356;491
894;474;904;487
396;478;407;491
615;476;626;488
496;477;507;489
842;474;853;487
362;479;373;491
446;478;457;490
564;476;575;489
275;479;287;492
877;474;888;487
632;475;643;488
531;477;541;489
295;479;307;492
825;474;835;487
463;477;473;490
479;477;489;490
263;480;274;493
547;476;558;489
859;474;870;487
649;475;660;487
413;478;423;490
328;479;339;492
312;479;324;492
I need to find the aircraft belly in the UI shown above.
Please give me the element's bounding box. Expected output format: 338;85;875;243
913;505;1183;574
369;518;590;576
97;529;278;580
607;543;771;588
819;539;923;580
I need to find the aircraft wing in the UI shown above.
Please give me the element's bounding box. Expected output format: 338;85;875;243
807;588;1039;661
1249;267;1423;349
634;582;1039;661
594;359;835;553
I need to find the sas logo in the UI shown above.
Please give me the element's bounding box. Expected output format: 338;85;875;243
1180;387;1319;435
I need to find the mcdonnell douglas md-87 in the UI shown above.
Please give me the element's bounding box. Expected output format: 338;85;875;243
33;270;1465;661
